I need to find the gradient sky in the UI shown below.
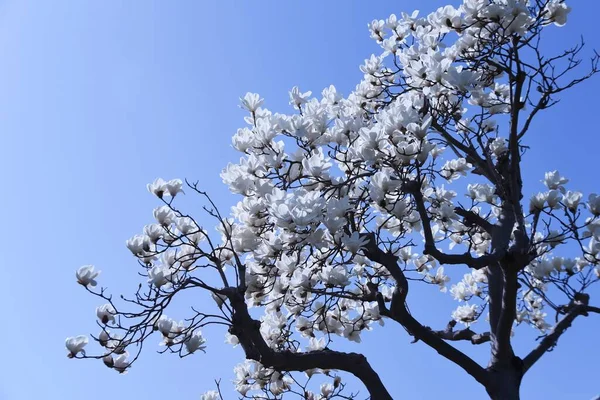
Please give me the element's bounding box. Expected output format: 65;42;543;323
1;1;599;399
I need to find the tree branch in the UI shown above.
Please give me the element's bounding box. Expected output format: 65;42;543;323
430;320;491;345
522;297;596;373
363;235;490;387
226;288;393;400
454;207;494;235
406;181;496;270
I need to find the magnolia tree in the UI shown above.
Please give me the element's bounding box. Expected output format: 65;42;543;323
67;1;600;399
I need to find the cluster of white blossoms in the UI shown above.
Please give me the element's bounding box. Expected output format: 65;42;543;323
68;0;600;397
214;358;343;399
219;0;594;340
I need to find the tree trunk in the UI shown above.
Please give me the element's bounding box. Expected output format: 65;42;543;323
485;367;522;400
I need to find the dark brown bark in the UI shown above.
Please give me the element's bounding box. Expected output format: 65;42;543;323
486;366;523;400
225;289;393;400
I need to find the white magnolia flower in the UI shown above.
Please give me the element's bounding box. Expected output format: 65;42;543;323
76;265;100;287
125;234;151;256
546;190;562;209
563;191;582;212
165;179;184;197
440;158;472;181
322;84;342;104
106;336;128;355
342;232;368;254
450;282;470;301
489;137;508;157
307;336;326;351
184;331;207;354
96;304;116;324
542;170;568;191
225;333;239;347
543;0;571;26
320;383;334;397
428;267;450;292
211;292;227;308
156;316;174;337
467;183;496;203
153;206;175;226
147;178;183;199
319;265;350;287
148;265;172;288
147;178;167;198
113;352;130;374
529;192;548;213
587;194;600;216
65;335;88;357
302;147;332;177
240;92;264;113
144;224;164;243
201;391;220;400
452;304;478;326
289;86;312;108
99;330;110;347
102;354;114;368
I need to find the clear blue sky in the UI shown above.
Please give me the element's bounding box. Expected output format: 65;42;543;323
1;1;599;399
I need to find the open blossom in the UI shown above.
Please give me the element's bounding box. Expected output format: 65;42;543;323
65;336;88;357
322;84;342;104
563;191;582;212
289;86;312;108
440;158;472;181
176;216;196;235
96;304;116;324
147;178;167;198
184;331;207;354
225;333;240;347
450;282;470;301
148;265;172;288
156;316;174;337
211;292;228;308
99;330;110;347
240;92;264;113
452;304;478;326
147;178;185;198
201;391;220;400
143;224;164;243
153;206;175;226
342;231;368;254
320;383;334;397
319;265;350;287
467;183;496;203
428;267;450;292
113;352;130;374
102;354;114;368
543;0;571;26
489;137;508;157
529;192;548;213
165;179;184;197
307;336;326;351
587;194;600;216
126;234;151;255
546;190;562;209
302;147;332;177
542;170;568;191
76;265;100;287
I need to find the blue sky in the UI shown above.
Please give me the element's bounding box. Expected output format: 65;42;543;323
1;1;599;399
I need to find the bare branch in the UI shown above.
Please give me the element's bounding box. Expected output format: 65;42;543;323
430;320;491;345
225;289;393;400
522;296;593;373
